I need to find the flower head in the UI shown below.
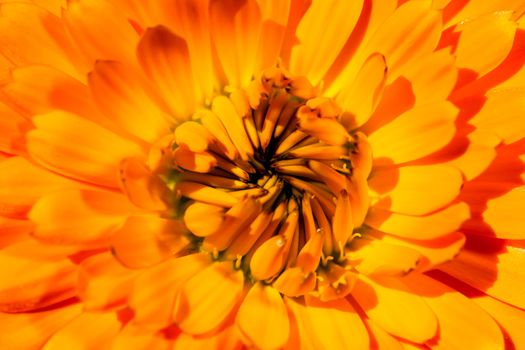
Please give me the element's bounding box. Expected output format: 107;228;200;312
1;0;525;349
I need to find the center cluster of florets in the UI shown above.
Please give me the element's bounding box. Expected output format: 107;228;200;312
162;67;372;300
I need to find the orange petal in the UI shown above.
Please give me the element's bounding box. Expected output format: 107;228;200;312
29;189;136;248
63;0;137;67
365;202;470;240
0;303;81;349
0;105;29;155
290;0;364;86
184;202;225;237
254;0;291;73
137;26;196;119
173;322;243;350
470;88;525;144
0;241;78;312
286;296;369;350
455;11;517;77
369;165;463;215
78;252;138;311
236;284;289;350
118;157;170;211
368;102;458;165
0;3;81;80
43;311;121;349
176;261;244;335
111;215;190;269
174;121;214;152
349;238;422;276
474;295;525;350
112;325;173;350
439;244;525;309
209;0;262;87
336;53;387;128
0;157;81;217
88;61;171;143
404;274;504;350
273;267;316;297
2;65;98;118
0;217;33;248
27;110;144;188
129;253;211;328
352;276;438;343
156;0;218;101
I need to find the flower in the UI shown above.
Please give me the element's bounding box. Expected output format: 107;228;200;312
1;0;525;348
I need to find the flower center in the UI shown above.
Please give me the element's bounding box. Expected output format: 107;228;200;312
162;67;372;300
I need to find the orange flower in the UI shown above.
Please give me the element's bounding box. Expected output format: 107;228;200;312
1;0;525;348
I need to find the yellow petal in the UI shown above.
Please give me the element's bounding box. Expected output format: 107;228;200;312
352;276;438;343
474;295;525;350
290;0;364;86
368;231;466;271
401;49;458;104
350;238;422;276
366;319;404;350
27;111;144;188
286;296;369;350
365;202;470;240
175;181;238;207
236;284;289;350
369;165;463;215
470;88;525;144
439;243;525;309
336;53;387;128
176;261;244;334
455;11;517;77
442;130;500;181
88;61;171;143
480;185;525;239
365;0;442;80
137;26;196;119
368;102;458;165
404;274;504;350
211;95;254;159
